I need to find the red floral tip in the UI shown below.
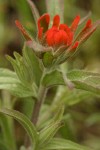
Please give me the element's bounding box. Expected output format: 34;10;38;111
86;19;92;28
52;15;60;27
70;15;80;32
69;41;79;52
82;19;92;33
38;13;50;39
15;20;32;41
72;41;79;49
75;19;100;45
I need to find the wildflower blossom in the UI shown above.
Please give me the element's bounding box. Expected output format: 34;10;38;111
15;14;100;66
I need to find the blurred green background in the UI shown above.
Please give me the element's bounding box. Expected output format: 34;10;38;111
0;0;100;149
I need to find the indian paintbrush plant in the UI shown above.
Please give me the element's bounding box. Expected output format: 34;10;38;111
0;0;100;150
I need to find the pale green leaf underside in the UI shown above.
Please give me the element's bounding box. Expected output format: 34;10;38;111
0;68;34;97
42;69;100;95
67;70;100;95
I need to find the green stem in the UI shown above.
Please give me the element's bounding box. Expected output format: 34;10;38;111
32;67;48;125
25;68;47;149
31;85;47;125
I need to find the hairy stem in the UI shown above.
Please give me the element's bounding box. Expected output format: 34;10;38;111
25;69;47;148
31;85;47;125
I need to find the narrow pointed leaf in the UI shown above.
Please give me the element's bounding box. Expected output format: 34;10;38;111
15;20;32;41
39;122;62;147
79;11;91;25
23;46;42;86
39;107;64;147
75;20;100;45
27;0;40;24
0;108;38;149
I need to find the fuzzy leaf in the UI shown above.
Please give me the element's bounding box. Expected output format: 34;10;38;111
79;11;91;25
54;86;96;106
26;0;40;24
22;46;42;86
43;138;91;150
0;108;38;149
26;40;52;53
0;68;35;97
75;20;100;46
67;70;100;95
7;53;33;86
15;20;32;41
39;107;64;148
7;52;38;96
42;52;54;68
42;70;64;87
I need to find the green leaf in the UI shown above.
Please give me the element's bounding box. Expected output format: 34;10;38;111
0;108;38;149
42;52;54;68
22;46;42;86
7;51;39;96
67;70;100;95
7;53;33;87
43;138;90;150
53;86;96;106
42;70;64;87
0;68;35;97
39;107;64;148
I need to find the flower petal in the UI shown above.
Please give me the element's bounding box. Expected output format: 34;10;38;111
38;13;50;39
59;24;73;46
59;24;69;32
54;30;68;45
46;29;55;46
52;15;60;27
70;15;80;32
15;20;32;41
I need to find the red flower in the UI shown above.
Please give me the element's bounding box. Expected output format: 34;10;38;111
38;14;80;48
15;14;99;54
15;14;99;66
37;14;100;52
